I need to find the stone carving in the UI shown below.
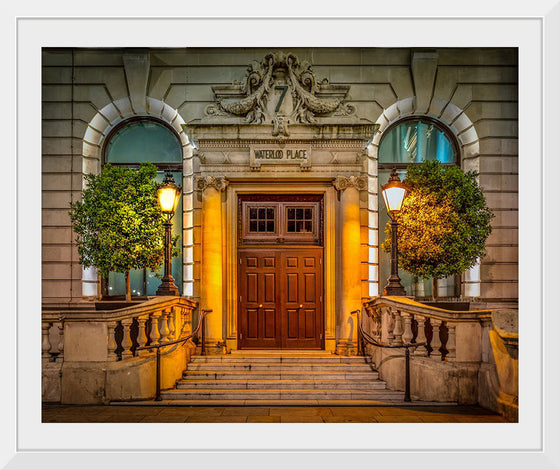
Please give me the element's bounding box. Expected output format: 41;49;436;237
332;175;368;191
206;52;354;136
194;176;228;192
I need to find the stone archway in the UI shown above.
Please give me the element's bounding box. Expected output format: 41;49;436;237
80;98;196;299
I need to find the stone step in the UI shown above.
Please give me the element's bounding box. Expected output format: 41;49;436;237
182;370;379;381
229;350;336;356
114;398;427;406
165;353;387;404
189;355;372;364
160;389;404;401
176;379;386;390
185;362;375;372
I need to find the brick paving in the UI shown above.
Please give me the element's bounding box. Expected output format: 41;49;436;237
42;404;508;423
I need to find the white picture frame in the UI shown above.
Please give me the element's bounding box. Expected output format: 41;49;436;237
5;3;560;468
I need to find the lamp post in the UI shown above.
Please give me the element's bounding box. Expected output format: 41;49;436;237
156;172;181;296
381;168;408;296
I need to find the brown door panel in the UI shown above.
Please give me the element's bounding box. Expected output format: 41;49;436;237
238;247;323;350
238;250;281;349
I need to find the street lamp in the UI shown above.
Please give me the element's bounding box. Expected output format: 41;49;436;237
381;168;408;296
156;172;181;296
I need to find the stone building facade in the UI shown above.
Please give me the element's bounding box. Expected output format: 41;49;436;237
42;47;518;354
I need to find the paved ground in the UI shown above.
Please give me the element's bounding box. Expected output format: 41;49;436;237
42;404;508;423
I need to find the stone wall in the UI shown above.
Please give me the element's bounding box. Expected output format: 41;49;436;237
42;47;518;305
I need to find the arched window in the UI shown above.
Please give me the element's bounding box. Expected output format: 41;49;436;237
103;118;183;298
378;117;459;299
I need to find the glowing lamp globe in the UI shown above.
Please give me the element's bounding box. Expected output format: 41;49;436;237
381;170;407;215
158;173;181;217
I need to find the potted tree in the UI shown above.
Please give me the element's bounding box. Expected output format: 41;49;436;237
382;161;494;307
69;162;175;304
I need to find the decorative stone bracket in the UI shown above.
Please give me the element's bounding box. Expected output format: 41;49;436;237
194;176;228;192
332;175;368;191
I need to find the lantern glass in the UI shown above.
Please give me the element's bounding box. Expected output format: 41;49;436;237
382;186;407;213
158;186;179;213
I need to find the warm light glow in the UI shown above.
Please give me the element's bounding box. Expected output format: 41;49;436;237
158;186;179;213
381;169;408;214
158;173;181;216
382;186;407;213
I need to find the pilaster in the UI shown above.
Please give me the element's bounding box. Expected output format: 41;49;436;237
333;175;367;355
197;176;228;355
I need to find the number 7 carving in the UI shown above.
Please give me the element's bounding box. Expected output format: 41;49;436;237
274;85;289;113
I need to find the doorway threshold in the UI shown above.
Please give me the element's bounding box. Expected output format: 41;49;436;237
230;349;333;356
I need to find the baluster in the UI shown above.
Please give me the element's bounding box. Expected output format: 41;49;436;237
56;321;65;363
42;322;53;361
160;309;170;343
414;315;428;356
385;307;395;344
374;315;382;342
107;321;118;361
392;308;403;345
402;312;413;345
150;311;162;346
446;322;457;361
121;319;133;359
168;307;176;340
136;315;149;355
177;307;189;336
430;319;442;359
180;307;186;331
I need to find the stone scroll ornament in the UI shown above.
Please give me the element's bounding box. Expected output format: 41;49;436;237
205;52;355;137
332;175;368;191
194;176;228;192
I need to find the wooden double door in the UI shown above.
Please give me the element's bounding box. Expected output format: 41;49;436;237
238;247;323;349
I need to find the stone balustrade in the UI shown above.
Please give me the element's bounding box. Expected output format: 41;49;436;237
42;296;198;404
360;296;517;413
363;296;492;364
42;296;197;364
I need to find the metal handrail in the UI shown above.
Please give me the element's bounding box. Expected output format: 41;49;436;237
136;309;212;401
351;309;425;403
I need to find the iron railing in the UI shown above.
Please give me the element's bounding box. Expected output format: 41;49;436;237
137;309;212;401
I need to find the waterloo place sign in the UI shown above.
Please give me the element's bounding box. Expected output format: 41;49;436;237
249;145;311;170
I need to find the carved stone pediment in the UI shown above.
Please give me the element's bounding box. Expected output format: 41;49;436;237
205;52;355;136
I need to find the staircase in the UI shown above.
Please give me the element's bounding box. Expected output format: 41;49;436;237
159;351;405;405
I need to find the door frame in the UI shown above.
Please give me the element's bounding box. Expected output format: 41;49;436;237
225;181;337;352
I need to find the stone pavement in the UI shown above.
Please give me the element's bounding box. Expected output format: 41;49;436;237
42;404;508;423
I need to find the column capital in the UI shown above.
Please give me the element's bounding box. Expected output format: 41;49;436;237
195;176;228;192
332;175;367;191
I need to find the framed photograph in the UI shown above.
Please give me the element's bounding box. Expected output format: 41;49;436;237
5;3;560;469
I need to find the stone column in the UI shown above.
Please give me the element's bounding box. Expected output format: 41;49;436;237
333;176;367;355
196;176;228;355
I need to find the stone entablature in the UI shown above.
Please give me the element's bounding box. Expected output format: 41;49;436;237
183;123;378;178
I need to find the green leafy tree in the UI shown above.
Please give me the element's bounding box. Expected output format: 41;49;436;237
69;162;169;302
382;161;494;289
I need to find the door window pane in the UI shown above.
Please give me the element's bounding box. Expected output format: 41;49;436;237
248;206;275;232
287;206;313;233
